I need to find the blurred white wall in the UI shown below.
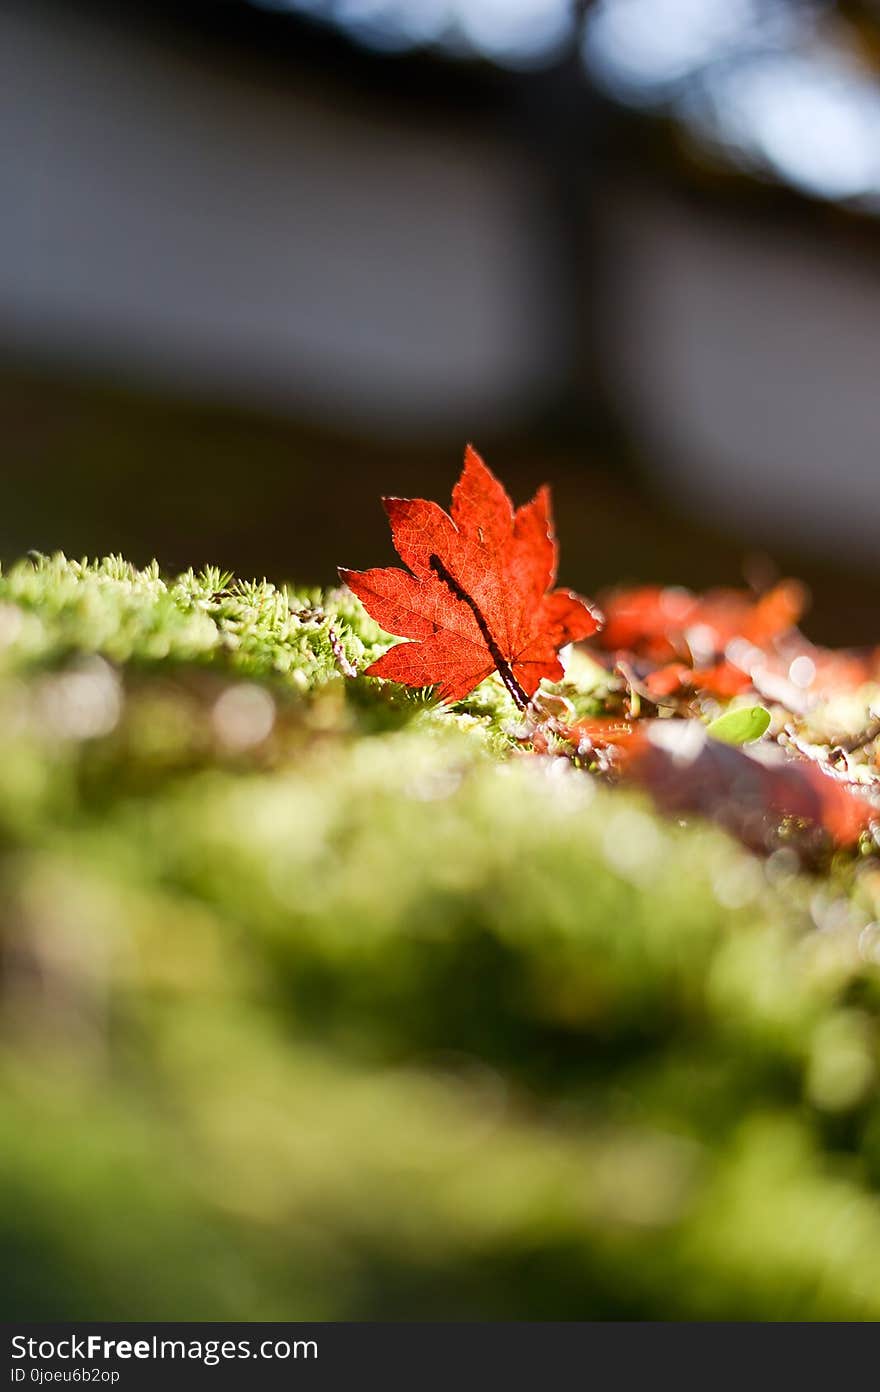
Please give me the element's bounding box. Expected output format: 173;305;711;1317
601;189;880;563
3;1;880;562
0;1;555;432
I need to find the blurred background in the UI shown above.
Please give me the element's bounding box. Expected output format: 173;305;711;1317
4;0;880;638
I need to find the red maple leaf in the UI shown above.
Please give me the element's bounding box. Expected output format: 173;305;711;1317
339;446;601;705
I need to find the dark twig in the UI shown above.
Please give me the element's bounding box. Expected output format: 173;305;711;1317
328;623;357;679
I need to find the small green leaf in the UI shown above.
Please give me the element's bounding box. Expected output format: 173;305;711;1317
706;705;771;746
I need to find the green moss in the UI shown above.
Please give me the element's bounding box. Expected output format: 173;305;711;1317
0;554;879;1320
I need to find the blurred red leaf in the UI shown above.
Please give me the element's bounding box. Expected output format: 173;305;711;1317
570;717;636;751
618;721;873;851
598;581;805;666
340;446;601;705
644;661;753;701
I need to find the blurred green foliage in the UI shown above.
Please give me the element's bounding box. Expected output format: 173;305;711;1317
1;556;880;1320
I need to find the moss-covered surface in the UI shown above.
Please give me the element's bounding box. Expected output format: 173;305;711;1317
1;555;880;1320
